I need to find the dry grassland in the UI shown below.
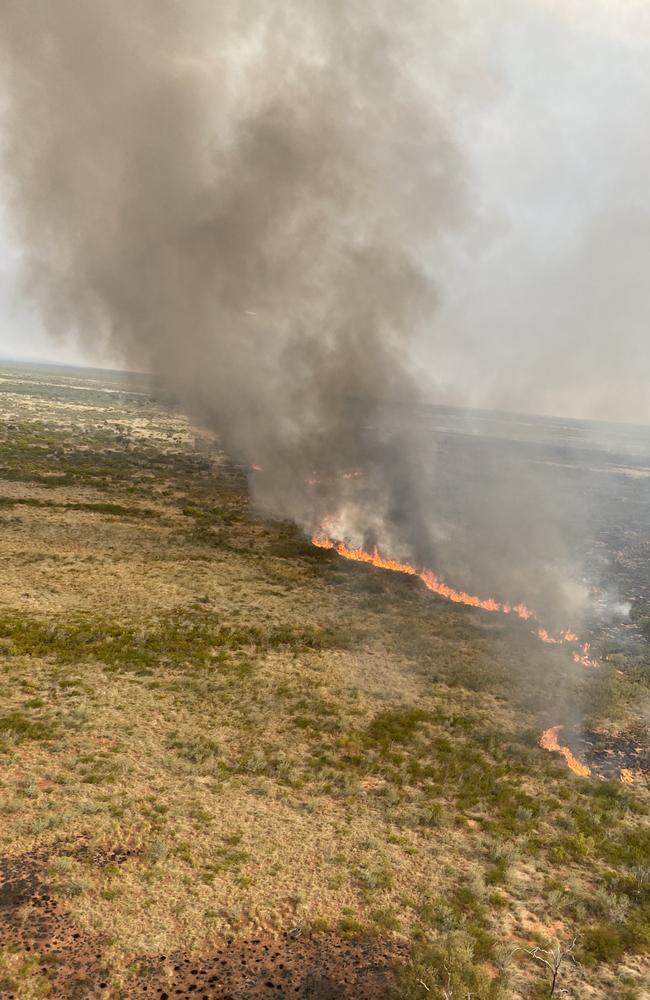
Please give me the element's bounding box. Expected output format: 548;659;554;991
0;364;648;999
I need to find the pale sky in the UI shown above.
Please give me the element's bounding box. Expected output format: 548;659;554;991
2;0;650;422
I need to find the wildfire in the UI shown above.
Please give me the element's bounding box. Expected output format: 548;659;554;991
536;628;559;644
539;726;591;778
541;731;639;784
572;642;598;668
312;524;607;783
312;531;539;621
537;627;580;645
311;526;595;660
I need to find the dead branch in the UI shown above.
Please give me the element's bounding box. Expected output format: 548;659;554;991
522;936;578;996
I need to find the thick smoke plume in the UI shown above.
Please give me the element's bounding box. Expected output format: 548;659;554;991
0;1;590;624
0;1;467;546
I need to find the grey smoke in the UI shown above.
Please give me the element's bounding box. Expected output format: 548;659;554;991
0;0;594;624
0;1;465;522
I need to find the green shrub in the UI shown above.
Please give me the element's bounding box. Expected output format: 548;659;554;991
394;931;506;999
371;907;401;932
0;712;54;745
339;913;364;937
580;924;628;964
365;708;432;749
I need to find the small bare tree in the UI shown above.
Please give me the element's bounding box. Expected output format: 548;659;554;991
523;935;578;997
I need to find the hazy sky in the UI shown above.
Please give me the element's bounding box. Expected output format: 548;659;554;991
1;0;649;423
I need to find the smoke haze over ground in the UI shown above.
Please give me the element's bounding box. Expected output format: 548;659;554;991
1;0;647;625
0;0;470;541
0;0;474;572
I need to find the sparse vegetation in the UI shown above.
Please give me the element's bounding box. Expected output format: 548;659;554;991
0;362;648;997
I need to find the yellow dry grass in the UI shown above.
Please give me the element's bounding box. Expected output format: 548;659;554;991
0;362;648;999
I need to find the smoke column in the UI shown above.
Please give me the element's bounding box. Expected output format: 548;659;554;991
0;0;471;548
0;1;591;625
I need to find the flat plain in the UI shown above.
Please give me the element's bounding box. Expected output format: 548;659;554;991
0;362;648;999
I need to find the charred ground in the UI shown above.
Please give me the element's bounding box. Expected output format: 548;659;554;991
0;363;648;999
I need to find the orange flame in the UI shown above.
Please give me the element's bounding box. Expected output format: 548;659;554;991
312;526;595;662
619;768;635;785
572;642;598;668
537;627;560;644
312;525;606;783
539;726;591;777
312;532;538;621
